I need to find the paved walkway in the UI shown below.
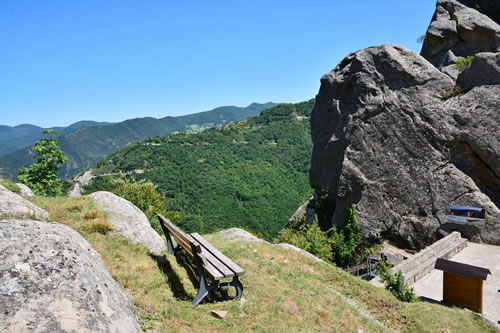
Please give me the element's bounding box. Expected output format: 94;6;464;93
413;242;500;323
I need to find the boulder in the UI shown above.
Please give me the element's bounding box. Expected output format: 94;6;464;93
287;196;316;227
456;0;500;24
421;0;500;68
0;184;49;221
0;219;142;332
310;44;500;249
457;52;500;90
88;191;166;254
15;183;34;197
216;228;269;243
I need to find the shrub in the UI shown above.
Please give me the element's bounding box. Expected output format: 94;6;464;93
276;216;333;262
89;220;114;234
330;206;360;266
441;85;465;100
17;130;68;196
376;259;417;302
110;175;169;233
454;56;474;72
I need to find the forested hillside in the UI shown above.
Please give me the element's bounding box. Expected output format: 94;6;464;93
0;103;276;179
87;100;315;239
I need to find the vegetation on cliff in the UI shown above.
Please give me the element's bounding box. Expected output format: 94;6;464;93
85;100;315;240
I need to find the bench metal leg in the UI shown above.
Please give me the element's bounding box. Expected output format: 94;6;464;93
219;276;243;299
192;257;244;305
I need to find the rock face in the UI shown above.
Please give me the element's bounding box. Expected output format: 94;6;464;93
68;170;94;197
89;191;166;254
309;43;499;249
15;183;34;197
456;52;500;90
421;0;500;69
0;184;49;221
0;219;142;332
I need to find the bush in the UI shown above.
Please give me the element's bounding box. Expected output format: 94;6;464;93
330;206;360;266
110;175;169;233
276;216;333;262
454;56;474;72
17;130;68;196
89;220;114;234
376;259;417;302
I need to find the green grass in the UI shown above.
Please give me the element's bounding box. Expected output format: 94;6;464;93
30;196;498;332
0;178;21;193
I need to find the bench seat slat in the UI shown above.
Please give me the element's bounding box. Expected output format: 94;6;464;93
199;247;235;278
191;233;245;276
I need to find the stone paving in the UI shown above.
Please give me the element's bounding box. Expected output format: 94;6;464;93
413;242;500;323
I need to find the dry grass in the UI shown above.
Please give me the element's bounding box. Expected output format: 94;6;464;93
30;196;498;333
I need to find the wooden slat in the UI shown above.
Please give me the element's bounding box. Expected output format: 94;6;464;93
191;240;224;280
198;246;235;278
158;215;193;255
191;233;245;276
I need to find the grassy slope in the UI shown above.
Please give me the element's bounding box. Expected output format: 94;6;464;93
88;100;315;240
29;196;497;333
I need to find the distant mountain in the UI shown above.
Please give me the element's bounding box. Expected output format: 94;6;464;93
0;103;278;179
0;121;113;156
84;100;314;240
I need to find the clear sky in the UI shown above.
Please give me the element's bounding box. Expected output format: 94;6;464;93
1;0;436;128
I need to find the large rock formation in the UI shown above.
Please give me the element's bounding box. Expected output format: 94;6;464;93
89;191;166;254
421;0;500;70
0;219;142;332
0;184;49;221
309;43;499;249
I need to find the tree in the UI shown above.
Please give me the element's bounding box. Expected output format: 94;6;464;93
330;206;360;266
17;129;67;196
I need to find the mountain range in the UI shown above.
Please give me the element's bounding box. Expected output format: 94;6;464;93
0;102;277;179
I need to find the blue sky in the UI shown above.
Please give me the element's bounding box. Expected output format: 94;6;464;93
1;1;436;127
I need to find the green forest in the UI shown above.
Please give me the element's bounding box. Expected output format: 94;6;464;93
86;100;315;240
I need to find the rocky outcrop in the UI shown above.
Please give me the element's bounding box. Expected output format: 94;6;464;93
309;43;500;249
89;191;166;254
15;183;34;197
287;196;316;227
68;170;94;197
0;219;142;332
216;228;269;243
456;52;500;90
421;0;500;69
0;184;49;221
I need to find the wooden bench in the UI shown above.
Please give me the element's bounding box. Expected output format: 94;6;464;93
158;214;245;305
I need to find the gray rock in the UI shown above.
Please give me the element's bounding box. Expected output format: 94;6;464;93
310;44;500;249
216;228;269;243
287;196;316;227
89;191;166;255
68;170;94;197
278;243;325;263
15;183;34;197
457;52;500;90
456;0;500;25
0;219;142;333
0;184;49;221
421;0;500;68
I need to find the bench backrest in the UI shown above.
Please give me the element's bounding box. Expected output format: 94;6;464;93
158;214;201;256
